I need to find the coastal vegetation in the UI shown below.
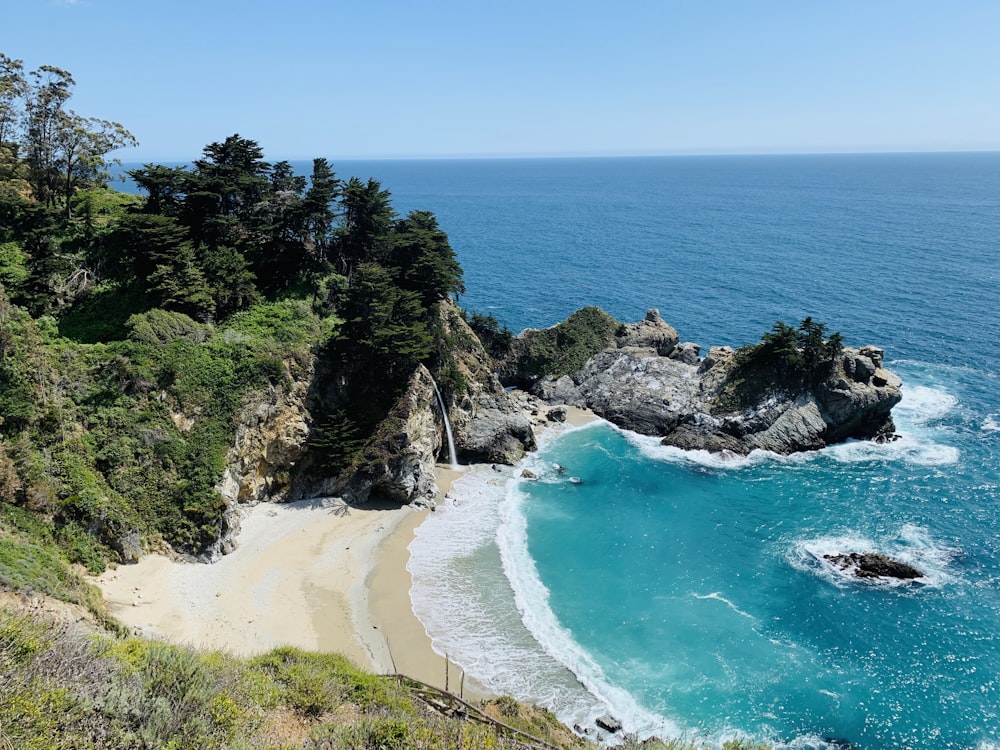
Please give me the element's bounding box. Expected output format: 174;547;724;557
498;306;621;385
0;54;467;568
715;317;845;410
0;603;594;749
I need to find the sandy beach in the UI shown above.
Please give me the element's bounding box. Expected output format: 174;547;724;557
96;404;596;695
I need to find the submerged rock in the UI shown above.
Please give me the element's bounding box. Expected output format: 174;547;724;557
823;552;924;581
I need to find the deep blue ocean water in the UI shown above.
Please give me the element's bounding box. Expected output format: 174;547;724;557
388;154;1000;749
123;154;1000;747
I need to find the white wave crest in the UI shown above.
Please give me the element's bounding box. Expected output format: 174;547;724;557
894;384;959;427
409;465;678;738
622;427;805;470
983;413;1000;432
824;433;959;466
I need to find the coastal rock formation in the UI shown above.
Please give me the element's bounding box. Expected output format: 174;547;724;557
433;302;537;464
293;301;534;511
340;365;442;503
531;309;902;455
823;552;924;581
615;308;679;354
217;355;313;506
204;356;313;560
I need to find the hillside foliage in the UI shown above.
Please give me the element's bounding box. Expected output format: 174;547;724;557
0;56;465;576
0;607;595;750
499;306;621;385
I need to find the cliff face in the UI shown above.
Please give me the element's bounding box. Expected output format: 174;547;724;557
212;301;535;544
533;309;902;456
203;356;313;560
433;302;537;464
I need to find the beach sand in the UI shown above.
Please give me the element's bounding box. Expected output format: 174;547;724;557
95;402;597;696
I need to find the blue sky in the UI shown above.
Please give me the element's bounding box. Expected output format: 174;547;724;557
6;1;1000;160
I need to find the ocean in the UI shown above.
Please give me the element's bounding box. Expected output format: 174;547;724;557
369;154;999;749
123;153;1000;747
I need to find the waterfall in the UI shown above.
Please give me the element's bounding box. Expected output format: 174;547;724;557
429;376;460;470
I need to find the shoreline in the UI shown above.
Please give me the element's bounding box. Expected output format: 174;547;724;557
94;402;598;699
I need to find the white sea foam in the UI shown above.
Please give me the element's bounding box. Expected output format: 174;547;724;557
787;526;959;590
893;383;959;426
822;382;960;466
824;432;959;466
622;426;800;470
692;592;756;621
497;479;681;738
983;413;1000;432
408;465;678;738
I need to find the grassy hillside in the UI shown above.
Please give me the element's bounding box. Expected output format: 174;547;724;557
0;603;591;750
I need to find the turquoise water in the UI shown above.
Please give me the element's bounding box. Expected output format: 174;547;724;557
400;154;1000;749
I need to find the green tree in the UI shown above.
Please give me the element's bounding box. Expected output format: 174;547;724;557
337;177;394;278
201;244;259;317
390;210;465;306
269;160;306;195
129;164;190;215
147;242;216;321
52;112;137;219
18;64;136;218
107;213;190;282
341;262;432;376
23;65;74;209
0;53;27;149
191;134;270;221
301;158;339;268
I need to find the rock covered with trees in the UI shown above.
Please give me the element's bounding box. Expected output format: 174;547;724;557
511;310;902;455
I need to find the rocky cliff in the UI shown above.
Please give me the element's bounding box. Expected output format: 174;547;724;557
434;302;537;464
211;301;535;553
533;309;902;455
202;355;313;560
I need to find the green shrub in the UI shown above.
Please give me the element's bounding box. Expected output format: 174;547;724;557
126;308;210;346
0;241;28;290
57;280;151;343
222;298;332;347
465;309;514;360
509;306;621;381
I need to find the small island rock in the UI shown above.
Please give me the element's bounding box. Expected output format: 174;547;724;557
823;552;924;580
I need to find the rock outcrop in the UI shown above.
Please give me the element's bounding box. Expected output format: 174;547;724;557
204;355;313;560
291;301;535;511
823;552;924;581
433;302;537;464
340;364;443;503
532;309;902;456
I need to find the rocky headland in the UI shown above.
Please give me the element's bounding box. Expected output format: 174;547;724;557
517;308;902;456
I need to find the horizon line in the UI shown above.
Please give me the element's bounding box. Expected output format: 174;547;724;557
121;146;1000;164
